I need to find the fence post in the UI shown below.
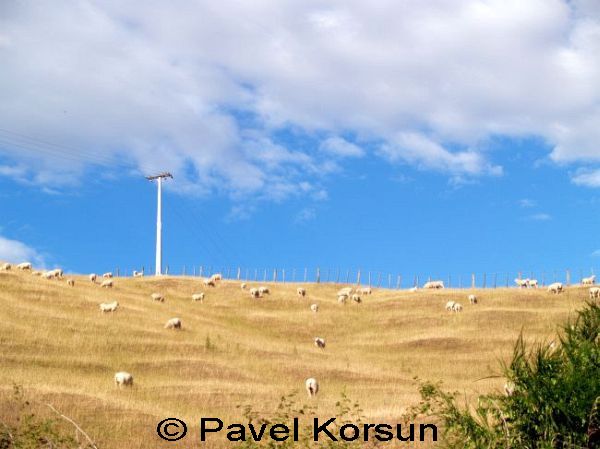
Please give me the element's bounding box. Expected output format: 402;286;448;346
377;272;382;288
368;271;371;287
482;272;486;289
326;268;330;283
336;269;340;283
493;273;497;289
316;267;320;283
471;273;475;289
254;269;258;281
304;268;308;282
282;269;285;284
415;275;419;288
396;275;401;289
566;269;571;286
388;274;392;289
237;267;241;280
226;267;231;279
345;270;350;283
263;269;267;282
357;269;361;285
273;268;277;282
165;265;169;275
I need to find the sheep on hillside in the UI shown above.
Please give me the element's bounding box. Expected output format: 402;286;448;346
89;273;98;283
528;279;539;288
165;318;182;329
99;301;118;312
515;278;529;288
445;301;455;311
468;294;477;304
203;278;216;287
211;273;223;282
547;282;563;294
101;279;113;288
192;293;205;302
249;288;261;298
42;271;55;280
305;378;319;398
409;286;418;292
423;280;444;289
103;272;113;278
337;287;353;297
241;283;247;290
582;275;596;286
114;371;133;388
589;287;600;300
297;287;306;297
310;304;319;313
258;286;270;295
151;293;165;302
0;263;11;271
351;294;362;303
357;287;372;295
452;302;463;312
337;294;348;304
16;262;32;271
314;337;326;349
67;279;75;287
133;270;143;277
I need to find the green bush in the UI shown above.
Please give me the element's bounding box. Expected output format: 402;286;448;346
410;301;600;448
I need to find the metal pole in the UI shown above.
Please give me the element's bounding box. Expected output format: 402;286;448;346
155;176;162;275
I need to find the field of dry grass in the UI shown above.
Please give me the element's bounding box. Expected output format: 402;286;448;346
0;266;589;448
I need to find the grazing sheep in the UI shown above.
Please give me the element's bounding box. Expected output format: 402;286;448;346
101;279;113;288
528;279;539;288
310;304;319;313
211;273;222;282
151;292;165;302
409;286;418;292
67;279;75;287
240;283;247;290
103;272;113;278
337;294;348;304
468;294;477;304
337;287;353;297
547;282;563;294
203;278;216;287
515;278;529;288
445;301;456;311
133;270;143;277
0;263;11;271
357;287;372;295
42;271;55;280
351;294;362;303
258;286;270;295
504;381;515;397
589;287;600;299
305;377;318;398
192;293;205;302
164;318;182;329
52;268;64;278
297;287;306;297
114;371;133;388
89;273;98;283
314;337;326;349
16;262;32;271
452;302;463;312
423;280;444;289
582;275;596;286
249;288;261;298
99;301;119;313
31;270;41;276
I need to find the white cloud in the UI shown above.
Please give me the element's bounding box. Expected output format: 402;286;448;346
518;198;536;208
527;213;552;221
591;249;600;258
571;169;600;187
0;0;598;196
0;235;45;266
294;207;316;224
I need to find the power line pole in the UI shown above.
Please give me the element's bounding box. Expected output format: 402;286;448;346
146;172;173;276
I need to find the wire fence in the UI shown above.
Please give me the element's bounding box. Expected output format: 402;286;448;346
112;265;598;289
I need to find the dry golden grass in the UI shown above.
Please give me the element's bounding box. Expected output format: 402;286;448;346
0;267;588;448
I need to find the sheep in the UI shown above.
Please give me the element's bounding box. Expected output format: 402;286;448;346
165;318;182;330
211;273;223;282
515;278;529;288
409;286;418;292
240;283;247;290
249;288;261;298
44;269;62;279
314;337;326;349
423;280;444;289
89;273;98;283
151;293;165;302
99;301;119;313
468;294;477;305
547;282;563;294
337;294;348;304
114;371;133;388
31;270;42;276
297;287;306;297
192;293;205;302
101;279;113;288
351;294;362;303
582;275;596;286
452;302;463;312
528;279;539;288
67;279;75;287
132;270;143;277
305;377;318;398
0;263;11;271
203;278;216;287
52;268;64;278
310;304;319;313
445;301;456;311
258;286;270;295
16;262;32;271
589;287;600;300
337;287;353;297
42;271;55;280
357;287;372;295
103;272;113;278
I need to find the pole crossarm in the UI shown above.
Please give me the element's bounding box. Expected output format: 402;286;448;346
145;172;173;181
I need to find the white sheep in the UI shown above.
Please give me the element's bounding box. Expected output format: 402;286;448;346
423;280;444;289
445;301;456;311
100;301;119;313
337;287;353;297
297;287;306;297
515;278;529;288
0;263;11;271
114;371;133;388
409;286;418;292
133;270;144;277
16;262;32;271
582;275;596;286
240;282;247;290
31;270;41;276
589;287;600;299
258;286;270;295
337;294;348;304
310;304;319;313
192;293;205;302
547;282;563;294
101;279;113;288
203;278;216;287
528;279;539;288
314;337;326;349
468;294;477;304
52;268;64;278
211;273;223;282
452;302;463;312
151;292;165;302
357;287;372;295
165;317;182;329
305;377;319;398
249;288;261;298
89;273;98;283
42;271;55;280
351;294;362;303
103;272;113;278
67;279;75;287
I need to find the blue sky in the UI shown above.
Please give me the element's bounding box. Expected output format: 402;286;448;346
1;1;600;284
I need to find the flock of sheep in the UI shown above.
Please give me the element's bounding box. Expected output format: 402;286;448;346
2;261;597;397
